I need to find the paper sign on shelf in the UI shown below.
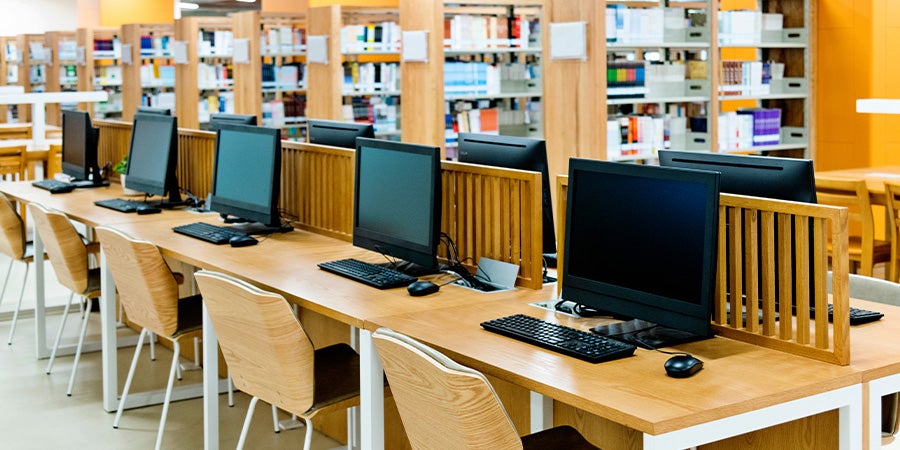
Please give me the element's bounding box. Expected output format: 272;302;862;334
307;36;328;64
173;41;188;64
76;46;85;66
121;44;132;65
549;22;587;61
401;30;428;62
233;39;250;64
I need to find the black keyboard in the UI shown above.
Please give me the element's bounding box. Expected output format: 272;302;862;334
480;314;637;363
32;179;75;194
816;304;884;326
94;198;150;213
317;258;417;289
173;222;249;245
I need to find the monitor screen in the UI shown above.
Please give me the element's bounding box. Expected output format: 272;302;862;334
658;150;816;203
353;137;441;272
125;114;180;203
308;119;375;149
135;106;172;116
209;124;282;228
208;113;257;132
61;110;99;181
457;132;556;255
562;158;719;344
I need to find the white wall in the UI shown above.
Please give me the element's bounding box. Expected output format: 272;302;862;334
1;0;79;35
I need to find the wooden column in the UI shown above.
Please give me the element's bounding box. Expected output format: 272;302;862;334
174;18;200;129
44;32;64;126
399;0;444;150
232;11;263;121
306;5;342;121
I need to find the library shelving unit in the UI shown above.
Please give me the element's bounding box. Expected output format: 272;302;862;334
174;16;234;129
232;11;307;138
44;30;79;126
120;23;175;122
603;1;714;162
76;27;123;120
306;5;401;140
0;36;19;122
715;0;813;159
16;33;50;122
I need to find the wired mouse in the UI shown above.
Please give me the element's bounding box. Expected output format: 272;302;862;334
229;235;258;247
664;354;703;378
135;205;161;215
407;280;439;297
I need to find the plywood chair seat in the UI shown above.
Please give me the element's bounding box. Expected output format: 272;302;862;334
373;328;601;450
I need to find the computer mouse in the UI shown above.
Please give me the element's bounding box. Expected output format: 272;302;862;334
135;205;161;215
407;280;439;297
229;235;258;247
664;354;703;378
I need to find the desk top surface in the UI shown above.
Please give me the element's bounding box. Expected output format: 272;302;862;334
817;166;900;196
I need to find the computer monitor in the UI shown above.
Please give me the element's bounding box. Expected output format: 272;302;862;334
61;110;100;184
308;119;375;149
457;133;556;258
353;137;441;274
208;113;257;132
124;113;182;205
208;123;283;232
562;158;720;348
657;150;816;203
135;106;172;116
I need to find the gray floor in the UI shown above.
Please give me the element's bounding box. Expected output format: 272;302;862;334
0;257;344;449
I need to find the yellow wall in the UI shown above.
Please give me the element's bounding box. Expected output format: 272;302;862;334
99;0;174;27
868;0;900;167
262;0;307;13
77;0;101;28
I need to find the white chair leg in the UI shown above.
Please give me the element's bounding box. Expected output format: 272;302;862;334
114;328;147;428
175;355;182;380
227;368;234;407
272;405;279;433
237;396;260;450
46;292;74;374
302;417;314;450
149;332;156;361
0;258;14;309
7;263;29;344
66;298;92;396
154;340;180;450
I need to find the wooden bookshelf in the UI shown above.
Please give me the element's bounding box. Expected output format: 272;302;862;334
306;5;343;121
76;27;123;120
16;33;49;123
120;23;175;122
174;16;234;129
43;31;79;126
0;36;17;122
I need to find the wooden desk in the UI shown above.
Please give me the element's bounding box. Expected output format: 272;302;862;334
367;300;865;449
817;166;900;205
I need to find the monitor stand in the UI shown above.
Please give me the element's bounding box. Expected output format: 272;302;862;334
378;260;440;278
591;319;710;350
227;221;293;236
70;179;109;188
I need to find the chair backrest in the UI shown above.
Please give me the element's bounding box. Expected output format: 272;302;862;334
27;203;88;294
372;328;523;450
815;176;875;242
828;271;900;307
884;181;900;281
47;144;63;179
0;124;31;140
0;192;25;260
0;145;26;181
193;270;316;415
94;226;180;337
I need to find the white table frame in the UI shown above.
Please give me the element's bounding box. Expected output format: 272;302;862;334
0;91;108;149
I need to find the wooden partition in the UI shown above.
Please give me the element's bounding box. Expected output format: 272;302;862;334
175;129;216;199
557;175;852;365
94;119;132;175
281;141;354;241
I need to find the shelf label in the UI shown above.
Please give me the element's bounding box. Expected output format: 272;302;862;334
233;39;250;64
401;30;428;63
549;22;587;61
307;36;328;65
173;41;188;65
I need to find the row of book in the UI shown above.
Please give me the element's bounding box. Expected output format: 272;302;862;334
718;11;784;45
197;30;233;57
606;115;668;159
262;95;307;128
5;43;18;62
444;62;540;97
443;14;538;50
718;108;782;150
94;88;122;117
58;40;77;61
60;65;77;85
606;6;694;44
140;63;176;88
198;91;235;123
341;96;399;133
607;61;646;98
139;34;172;57
262;63;305;90
198;63;232;90
340;22;401;53
260;27;305;55
444;98;540;148
646;61;686;83
343;62;400;93
140;92;176;111
719;60;785;96
94;37;122;59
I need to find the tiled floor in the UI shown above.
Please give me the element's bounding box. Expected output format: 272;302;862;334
0;256;343;449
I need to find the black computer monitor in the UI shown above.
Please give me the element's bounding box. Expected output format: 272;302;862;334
353;137;441;274
457;133;556;258
658;150;816;203
61;110;100;184
125;114;181;205
308;119;375;149
208;123;283;232
562;158;720;348
135;106;172;116
208;113;257;132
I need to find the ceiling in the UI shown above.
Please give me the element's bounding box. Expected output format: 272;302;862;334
181;0;261;16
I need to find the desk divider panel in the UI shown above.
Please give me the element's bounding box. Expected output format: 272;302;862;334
94;119;132;180
441;161;543;290
557;175;852;365
175;129;216;200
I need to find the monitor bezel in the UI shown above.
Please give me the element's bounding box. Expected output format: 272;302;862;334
208;113;258;132
209;123;282;227
61;110;99;181
352;137;442;270
561;158;720;337
124;113;180;201
308;119;375;149
135;106;172;117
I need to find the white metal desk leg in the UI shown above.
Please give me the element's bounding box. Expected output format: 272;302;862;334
530;392;553;433
359;329;384;450
33;227;47;358
203;304;219;450
869;375;900;449
840;384;863;450
100;249;118;412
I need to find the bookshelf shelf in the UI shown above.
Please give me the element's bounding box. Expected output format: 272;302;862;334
444;47;541;55
343;89;401;97
607;95;710;105
607;42;710;49
718;93;807;101
446;91;541;101
174;16;234;129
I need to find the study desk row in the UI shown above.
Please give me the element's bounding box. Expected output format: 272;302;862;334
2;181;899;450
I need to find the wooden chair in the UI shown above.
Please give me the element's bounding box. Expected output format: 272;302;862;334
27;203;101;397
194;270;380;450
0;192;36;345
372;328;599;450
0;145;26;181
884;181;900;282
46;143;62;179
94;226;203;450
815;176;891;277
0;123;31;140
